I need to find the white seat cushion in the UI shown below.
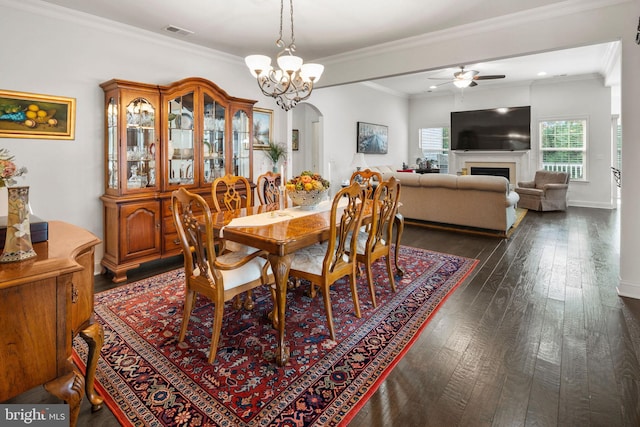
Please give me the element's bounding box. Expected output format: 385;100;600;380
194;251;271;291
224;240;260;254
290;242;329;276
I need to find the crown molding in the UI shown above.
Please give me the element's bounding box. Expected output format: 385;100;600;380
317;0;630;65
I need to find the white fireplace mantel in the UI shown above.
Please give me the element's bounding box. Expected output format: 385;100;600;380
450;151;532;183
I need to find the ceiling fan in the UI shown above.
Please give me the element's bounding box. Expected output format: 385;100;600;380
429;65;506;88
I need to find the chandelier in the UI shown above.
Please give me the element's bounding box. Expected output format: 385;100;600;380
245;0;324;111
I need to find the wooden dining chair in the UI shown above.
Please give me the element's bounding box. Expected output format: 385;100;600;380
211;173;258;254
350;168;382;199
354;176;401;308
288;183;366;340
256;171;283;206
211;173;252;211
171;187;274;363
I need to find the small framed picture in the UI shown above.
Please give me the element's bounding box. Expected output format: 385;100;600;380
292;129;299;151
253;108;272;150
0;89;76;140
357;122;388;154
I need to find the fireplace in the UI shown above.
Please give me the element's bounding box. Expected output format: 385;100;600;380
470;166;510;181
464;161;517;183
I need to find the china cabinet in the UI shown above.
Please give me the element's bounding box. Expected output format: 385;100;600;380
100;77;257;282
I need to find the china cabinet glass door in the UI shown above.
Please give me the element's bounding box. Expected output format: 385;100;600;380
167;92;195;186
125;97;157;191
232;110;251;178
202;93;225;183
106;97;118;190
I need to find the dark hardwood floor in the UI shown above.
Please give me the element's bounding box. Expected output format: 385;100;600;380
6;206;640;426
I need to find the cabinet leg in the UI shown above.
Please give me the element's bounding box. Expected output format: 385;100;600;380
43;369;84;427
79;322;105;412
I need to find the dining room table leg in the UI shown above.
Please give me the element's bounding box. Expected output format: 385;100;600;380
268;253;292;366
394;212;405;276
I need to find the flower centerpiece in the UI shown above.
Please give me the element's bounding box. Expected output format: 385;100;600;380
0;148;28;187
285;171;330;209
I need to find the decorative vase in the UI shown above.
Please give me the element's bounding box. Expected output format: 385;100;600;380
0;186;36;263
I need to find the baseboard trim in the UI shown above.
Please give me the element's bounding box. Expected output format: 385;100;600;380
616;279;640;300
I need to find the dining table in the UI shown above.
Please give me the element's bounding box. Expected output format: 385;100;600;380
211;199;404;366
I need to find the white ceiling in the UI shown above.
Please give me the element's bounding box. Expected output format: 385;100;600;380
38;0;620;96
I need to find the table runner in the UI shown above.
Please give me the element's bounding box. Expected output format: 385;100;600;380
220;197;346;237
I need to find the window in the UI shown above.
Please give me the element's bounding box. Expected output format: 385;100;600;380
539;119;587;180
419;127;449;173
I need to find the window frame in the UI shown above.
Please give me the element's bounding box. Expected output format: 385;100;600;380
418;126;449;173
538;116;588;181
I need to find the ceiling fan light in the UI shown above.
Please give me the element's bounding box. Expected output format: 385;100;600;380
454;79;472;88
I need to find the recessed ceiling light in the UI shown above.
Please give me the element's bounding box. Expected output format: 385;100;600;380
537;71;547;76
429;85;437;89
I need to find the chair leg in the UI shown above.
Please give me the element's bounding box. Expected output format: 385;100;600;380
243;290;255;310
179;290;196;342
385;255;396;292
232;294;243;310
364;258;377;308
349;272;362;319
320;285;336;341
207;305;224;363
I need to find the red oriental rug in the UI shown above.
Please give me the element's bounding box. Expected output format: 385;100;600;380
74;246;477;426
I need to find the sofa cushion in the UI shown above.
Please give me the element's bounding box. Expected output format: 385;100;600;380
457;175;509;192
418;173;458;189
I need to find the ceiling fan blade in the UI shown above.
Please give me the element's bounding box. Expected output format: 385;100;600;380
469;81;478;87
474;74;506;80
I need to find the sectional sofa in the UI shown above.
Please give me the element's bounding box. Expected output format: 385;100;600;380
370;165;520;234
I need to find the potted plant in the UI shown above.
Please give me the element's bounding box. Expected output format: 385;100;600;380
265;142;287;172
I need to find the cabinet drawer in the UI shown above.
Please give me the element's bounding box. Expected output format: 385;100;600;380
163;232;182;254
163;193;215;218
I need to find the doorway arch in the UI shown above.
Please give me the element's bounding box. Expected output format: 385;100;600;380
291;103;326;180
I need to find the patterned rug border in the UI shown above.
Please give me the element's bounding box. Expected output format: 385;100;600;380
75;246;478;426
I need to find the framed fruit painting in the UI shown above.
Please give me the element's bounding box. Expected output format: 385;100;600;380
0;89;76;140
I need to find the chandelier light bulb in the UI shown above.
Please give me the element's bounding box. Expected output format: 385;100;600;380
277;54;303;73
245;55;272;77
300;63;324;82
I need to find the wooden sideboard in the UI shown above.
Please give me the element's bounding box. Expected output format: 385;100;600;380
0;221;103;427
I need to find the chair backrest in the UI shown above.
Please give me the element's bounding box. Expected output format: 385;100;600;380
368;177;401;251
324;182;366;274
211;174;252;211
171;187;222;292
256;171;282;205
350;168;382;199
534;170;570;187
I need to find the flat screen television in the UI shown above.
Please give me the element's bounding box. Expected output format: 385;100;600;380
451;106;531;151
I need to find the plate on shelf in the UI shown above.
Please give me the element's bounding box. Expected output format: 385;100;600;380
174;113;193;130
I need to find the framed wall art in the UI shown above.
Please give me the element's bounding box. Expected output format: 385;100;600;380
0;89;76;140
252;107;273;150
292;129;299;151
357;121;388;154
